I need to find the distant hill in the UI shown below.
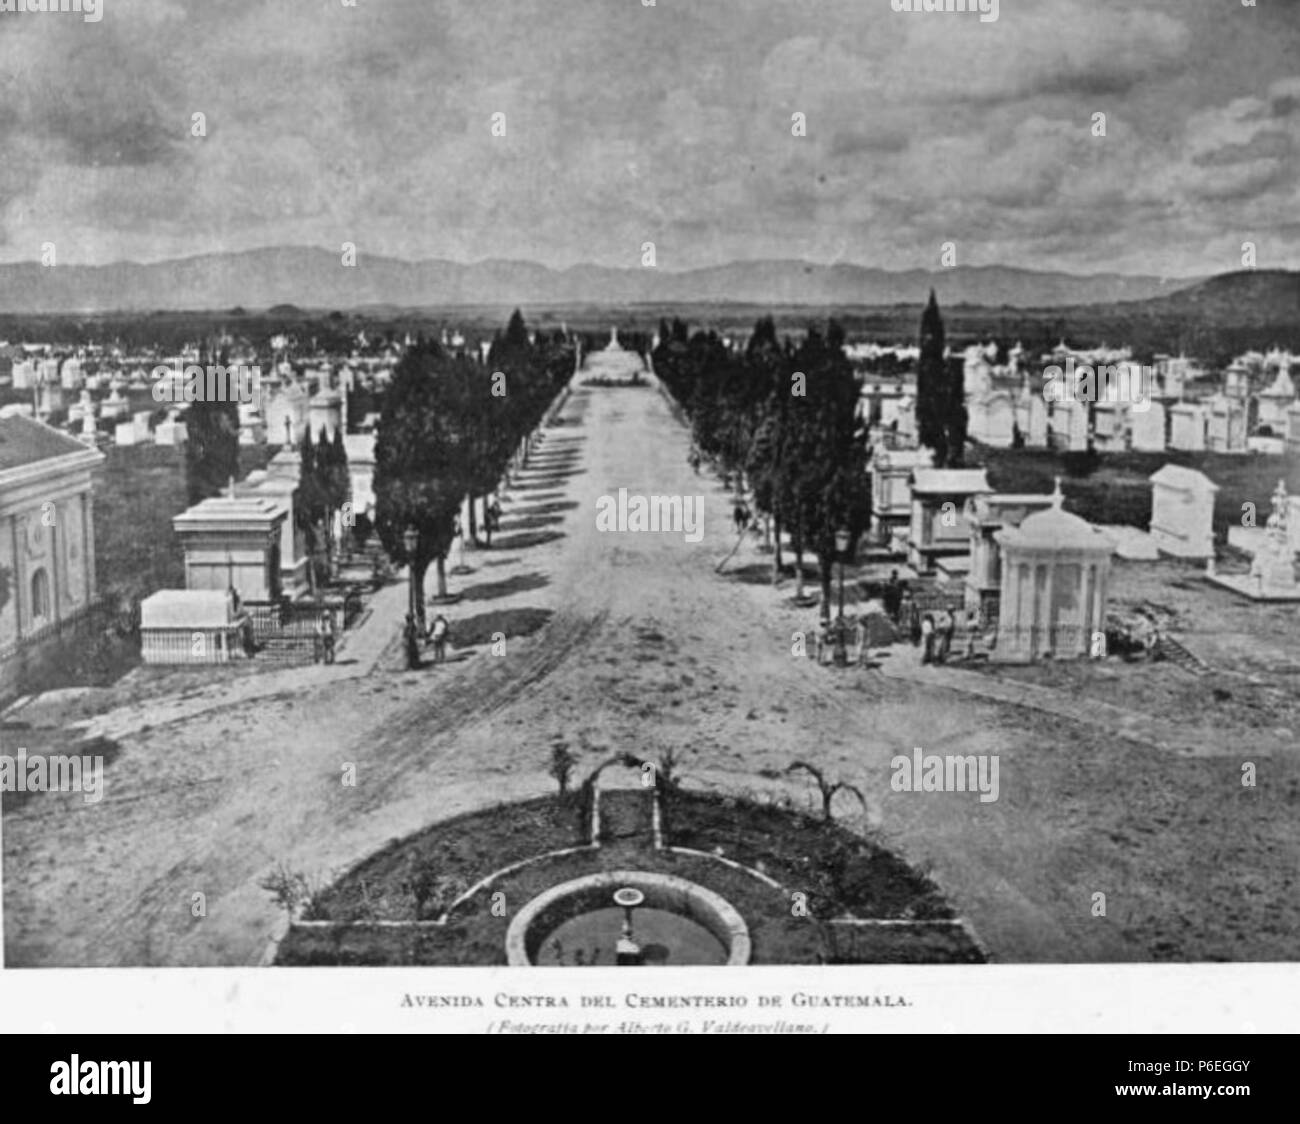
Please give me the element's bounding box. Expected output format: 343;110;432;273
1107;270;1300;327
0;247;1203;314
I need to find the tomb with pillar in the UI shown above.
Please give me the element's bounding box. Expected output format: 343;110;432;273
991;497;1116;663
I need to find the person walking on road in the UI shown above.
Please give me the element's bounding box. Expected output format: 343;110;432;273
733;502;751;536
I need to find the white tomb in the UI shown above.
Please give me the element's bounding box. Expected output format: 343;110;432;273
1149;465;1217;559
1168;402;1207;452
1129;400;1167;452
1048;398;1089;451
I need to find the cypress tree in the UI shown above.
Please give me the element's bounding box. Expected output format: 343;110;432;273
916;290;950;467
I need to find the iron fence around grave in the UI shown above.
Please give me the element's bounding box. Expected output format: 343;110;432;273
243;588;365;666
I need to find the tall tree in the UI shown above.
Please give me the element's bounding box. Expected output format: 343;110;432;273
295;429;325;597
785;323;873;618
184;345;240;505
916;290;949;467
310;427;351;579
915;291;967;467
375;342;475;611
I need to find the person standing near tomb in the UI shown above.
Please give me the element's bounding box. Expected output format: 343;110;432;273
920;612;935;665
964;606;981;661
429;613;450;665
931;607;950;664
884;571;902;622
902;589;918;644
933;606;954;664
317;611;336;665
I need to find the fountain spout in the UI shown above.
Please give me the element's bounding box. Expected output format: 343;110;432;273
613;887;646;966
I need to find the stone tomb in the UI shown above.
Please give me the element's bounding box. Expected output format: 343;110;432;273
1256;368;1295;434
1015;394;1049;447
1047;398;1089;451
1212;480;1300;602
1205;394;1247;454
964;488;1060;617
172;493;286;603
869;447;932;546
1129;400;1167;452
140;589;250;665
967;391;1015;448
992;501;1115;663
907;468;991;574
1168;402;1207;452
1149;465;1217;560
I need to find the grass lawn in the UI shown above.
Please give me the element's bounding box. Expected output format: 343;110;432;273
973;446;1300;537
93;443;275;612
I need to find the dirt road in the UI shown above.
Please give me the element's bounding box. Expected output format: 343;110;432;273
6;352;1298;966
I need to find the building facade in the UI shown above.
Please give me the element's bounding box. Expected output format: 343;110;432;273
0;416;104;697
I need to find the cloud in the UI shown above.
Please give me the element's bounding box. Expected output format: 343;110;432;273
0;0;1295;277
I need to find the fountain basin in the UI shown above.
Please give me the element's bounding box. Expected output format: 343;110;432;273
505;871;751;967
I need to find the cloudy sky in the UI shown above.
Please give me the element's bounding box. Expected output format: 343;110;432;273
0;0;1297;277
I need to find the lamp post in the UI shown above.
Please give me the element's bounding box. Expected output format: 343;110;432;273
403;526;419;624
833;527;851;667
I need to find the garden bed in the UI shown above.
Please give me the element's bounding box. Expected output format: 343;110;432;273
273;787;981;966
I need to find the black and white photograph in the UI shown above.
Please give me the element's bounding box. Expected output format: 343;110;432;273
0;0;1296;1050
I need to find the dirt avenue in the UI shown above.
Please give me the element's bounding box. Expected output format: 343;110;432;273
4;362;1298;967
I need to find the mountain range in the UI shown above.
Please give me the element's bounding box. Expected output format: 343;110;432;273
0;247;1207;314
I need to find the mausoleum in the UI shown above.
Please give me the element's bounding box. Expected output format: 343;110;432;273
992;498;1115;663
